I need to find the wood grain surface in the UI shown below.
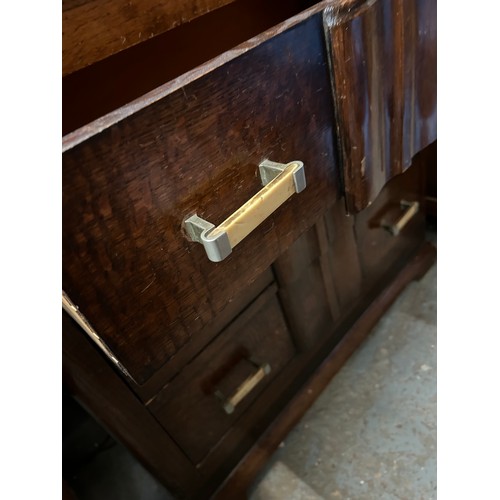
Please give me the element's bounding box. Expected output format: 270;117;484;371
326;0;436;212
62;0;380;78
62;14;340;385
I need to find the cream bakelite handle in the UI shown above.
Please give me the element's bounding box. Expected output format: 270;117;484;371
381;200;420;236
184;160;306;262
214;362;271;415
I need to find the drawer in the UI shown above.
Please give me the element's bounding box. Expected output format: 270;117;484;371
148;285;295;464
62;13;339;385
354;158;427;289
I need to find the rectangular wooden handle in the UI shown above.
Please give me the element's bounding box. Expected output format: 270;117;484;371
215;362;271;415
382;200;420;236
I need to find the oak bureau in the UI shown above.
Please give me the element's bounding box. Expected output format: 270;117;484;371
62;0;436;497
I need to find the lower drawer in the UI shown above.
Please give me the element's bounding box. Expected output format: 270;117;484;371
148;284;295;464
354;158;427;289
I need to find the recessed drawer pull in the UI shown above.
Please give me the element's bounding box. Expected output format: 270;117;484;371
214;361;271;415
381;200;420;236
184;160;306;262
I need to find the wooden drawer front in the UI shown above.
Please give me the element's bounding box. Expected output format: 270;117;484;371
148;286;295;464
62;13;339;385
354;161;426;289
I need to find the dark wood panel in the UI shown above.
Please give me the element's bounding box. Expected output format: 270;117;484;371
62;312;199;499
317;202;363;315
326;0;436;212
149;285;295;464
213;242;436;499
273;224;337;350
62;14;340;385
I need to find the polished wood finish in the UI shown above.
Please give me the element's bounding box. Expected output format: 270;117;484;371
326;0;436;212
62;14;339;385
214;241;436;499
61;1;337;147
62;312;199;499
149;285;295;464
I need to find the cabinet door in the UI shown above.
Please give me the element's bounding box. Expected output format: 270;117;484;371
326;0;436;212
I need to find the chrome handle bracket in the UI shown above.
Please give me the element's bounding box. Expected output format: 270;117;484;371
184;215;232;262
259;160;306;192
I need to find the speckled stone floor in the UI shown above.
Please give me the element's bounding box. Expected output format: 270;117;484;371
249;247;437;500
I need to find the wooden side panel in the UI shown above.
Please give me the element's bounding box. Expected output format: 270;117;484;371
327;0;436;212
62;312;199;499
62;14;340;385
